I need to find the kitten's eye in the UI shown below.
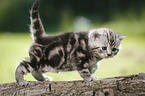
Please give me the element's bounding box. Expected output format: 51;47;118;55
112;48;117;52
102;47;107;50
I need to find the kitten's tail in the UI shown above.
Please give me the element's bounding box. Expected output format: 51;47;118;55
30;0;46;41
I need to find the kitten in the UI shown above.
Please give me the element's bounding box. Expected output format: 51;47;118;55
15;0;126;85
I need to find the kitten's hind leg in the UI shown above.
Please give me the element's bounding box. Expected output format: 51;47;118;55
15;61;32;86
31;70;52;81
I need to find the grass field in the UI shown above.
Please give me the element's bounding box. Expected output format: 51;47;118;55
0;16;145;84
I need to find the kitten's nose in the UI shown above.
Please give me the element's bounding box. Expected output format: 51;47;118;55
107;54;111;56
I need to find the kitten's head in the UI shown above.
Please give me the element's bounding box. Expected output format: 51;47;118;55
88;28;126;59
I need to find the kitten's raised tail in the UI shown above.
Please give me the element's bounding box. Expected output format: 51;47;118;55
30;0;46;41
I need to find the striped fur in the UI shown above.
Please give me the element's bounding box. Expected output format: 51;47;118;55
30;0;45;42
15;0;126;85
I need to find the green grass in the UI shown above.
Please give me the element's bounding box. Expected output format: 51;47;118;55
0;33;31;83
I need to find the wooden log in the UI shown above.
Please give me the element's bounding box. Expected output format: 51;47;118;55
0;73;145;96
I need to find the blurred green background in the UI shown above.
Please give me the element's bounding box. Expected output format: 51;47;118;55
0;0;145;84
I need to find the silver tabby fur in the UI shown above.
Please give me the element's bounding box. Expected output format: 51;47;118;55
15;0;126;85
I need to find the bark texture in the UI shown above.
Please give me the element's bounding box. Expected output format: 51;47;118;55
0;73;145;96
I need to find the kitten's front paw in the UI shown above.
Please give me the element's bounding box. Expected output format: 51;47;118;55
90;74;98;81
84;74;98;81
43;74;53;81
18;80;29;86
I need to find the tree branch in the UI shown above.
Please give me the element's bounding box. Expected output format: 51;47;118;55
0;73;145;96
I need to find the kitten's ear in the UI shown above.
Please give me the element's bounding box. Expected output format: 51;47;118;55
118;34;126;41
89;29;101;41
93;32;101;38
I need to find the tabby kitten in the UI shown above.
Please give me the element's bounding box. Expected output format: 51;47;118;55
15;0;126;85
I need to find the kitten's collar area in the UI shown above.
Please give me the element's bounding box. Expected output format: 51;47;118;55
94;54;103;60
